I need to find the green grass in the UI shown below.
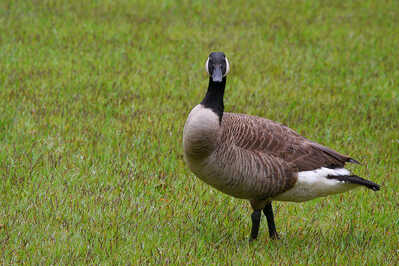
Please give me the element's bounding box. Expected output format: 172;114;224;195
1;0;398;264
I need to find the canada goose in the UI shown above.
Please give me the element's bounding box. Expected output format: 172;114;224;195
183;52;381;241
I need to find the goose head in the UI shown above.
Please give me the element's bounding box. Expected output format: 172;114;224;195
205;52;230;82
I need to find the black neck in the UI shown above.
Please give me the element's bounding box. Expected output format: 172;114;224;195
200;77;226;123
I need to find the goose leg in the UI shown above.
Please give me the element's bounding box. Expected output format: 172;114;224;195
263;202;279;239
249;209;261;242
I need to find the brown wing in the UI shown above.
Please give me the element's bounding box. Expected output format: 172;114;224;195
221;112;359;172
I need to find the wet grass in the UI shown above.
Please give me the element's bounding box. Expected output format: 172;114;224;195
0;0;398;264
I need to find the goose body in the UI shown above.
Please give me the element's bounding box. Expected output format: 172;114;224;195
183;52;380;240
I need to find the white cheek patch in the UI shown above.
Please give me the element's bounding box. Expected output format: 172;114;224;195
224;57;230;76
205;57;210;75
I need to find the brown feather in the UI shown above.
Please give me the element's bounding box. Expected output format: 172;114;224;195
183;106;360;201
218;112;359;197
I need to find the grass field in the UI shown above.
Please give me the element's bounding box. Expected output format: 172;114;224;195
1;0;398;264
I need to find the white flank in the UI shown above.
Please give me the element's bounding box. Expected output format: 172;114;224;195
273;167;359;202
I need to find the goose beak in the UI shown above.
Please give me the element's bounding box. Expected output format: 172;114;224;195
212;65;223;82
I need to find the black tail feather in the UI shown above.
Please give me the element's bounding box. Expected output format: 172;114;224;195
327;175;380;191
347;158;361;165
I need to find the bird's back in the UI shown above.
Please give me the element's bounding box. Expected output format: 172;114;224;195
220;112;355;172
